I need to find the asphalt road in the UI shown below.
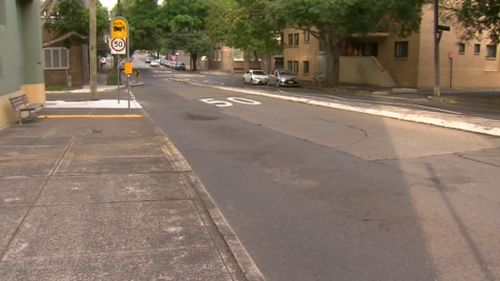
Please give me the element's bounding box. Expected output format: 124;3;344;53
154;67;500;121
132;67;500;281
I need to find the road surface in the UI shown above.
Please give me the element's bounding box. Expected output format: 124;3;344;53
132;67;500;281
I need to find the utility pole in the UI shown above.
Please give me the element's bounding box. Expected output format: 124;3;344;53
89;0;97;100
433;0;441;97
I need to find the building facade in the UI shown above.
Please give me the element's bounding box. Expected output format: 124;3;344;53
0;0;45;127
283;4;500;89
208;45;281;74
43;30;88;88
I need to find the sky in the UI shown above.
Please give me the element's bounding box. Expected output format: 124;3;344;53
100;0;116;10
100;0;163;10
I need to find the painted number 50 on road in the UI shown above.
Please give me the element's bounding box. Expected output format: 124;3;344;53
200;97;261;107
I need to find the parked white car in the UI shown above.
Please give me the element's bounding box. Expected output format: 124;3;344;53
243;69;269;85
150;59;160;67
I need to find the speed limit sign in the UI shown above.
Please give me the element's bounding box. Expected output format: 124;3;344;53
111;38;126;55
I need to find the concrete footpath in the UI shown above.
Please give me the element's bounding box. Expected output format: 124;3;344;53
0;92;264;280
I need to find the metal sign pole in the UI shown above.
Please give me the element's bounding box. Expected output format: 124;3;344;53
116;55;120;104
126;21;131;110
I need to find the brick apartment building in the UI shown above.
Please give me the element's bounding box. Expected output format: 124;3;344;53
283;4;500;89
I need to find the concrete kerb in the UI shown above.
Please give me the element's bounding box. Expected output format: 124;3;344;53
140;106;266;281
168;78;500;137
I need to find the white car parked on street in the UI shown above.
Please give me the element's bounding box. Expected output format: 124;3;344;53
150;59;160;67
243;69;269;85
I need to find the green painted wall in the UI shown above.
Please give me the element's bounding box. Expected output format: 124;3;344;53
0;0;44;97
19;0;44;85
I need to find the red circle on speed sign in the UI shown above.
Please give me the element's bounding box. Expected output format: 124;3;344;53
111;38;126;52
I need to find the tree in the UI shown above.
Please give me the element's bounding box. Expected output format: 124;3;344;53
121;0;163;52
216;0;281;71
445;0;500;43
203;0;281;71
161;0;212;71
43;0;109;47
269;0;425;86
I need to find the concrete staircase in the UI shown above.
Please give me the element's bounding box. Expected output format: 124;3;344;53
339;56;399;88
381;71;398;88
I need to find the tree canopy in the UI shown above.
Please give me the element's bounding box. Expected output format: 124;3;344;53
215;0;280;55
119;0;163;52
44;0;109;47
159;0;212;70
452;0;500;43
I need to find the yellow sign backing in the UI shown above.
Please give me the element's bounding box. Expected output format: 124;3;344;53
111;18;128;40
124;62;133;75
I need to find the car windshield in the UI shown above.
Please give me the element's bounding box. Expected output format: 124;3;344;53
252;71;266;75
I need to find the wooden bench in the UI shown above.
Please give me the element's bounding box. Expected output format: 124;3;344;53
9;95;43;124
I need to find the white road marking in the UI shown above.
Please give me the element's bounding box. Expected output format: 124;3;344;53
200;97;261;107
200;98;233;107
227;97;261;105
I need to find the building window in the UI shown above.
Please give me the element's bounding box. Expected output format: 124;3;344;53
394;41;408;58
288;34;293;47
287;60;293;72
293;33;299;47
44;47;70;69
214;47;222;62
303;61;309;74
458;43;466;54
233;48;244;62
304;30;311;44
293;61;299;73
474;44;481;55
486;45;497;59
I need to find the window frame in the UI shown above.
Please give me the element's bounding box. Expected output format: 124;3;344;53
287;60;293;72
304;30;311;44
394;41;409;58
288;34;293;47
458;43;466;55
303;61;310;75
44;47;70;70
293;60;299;73
486;44;497;59
214;47;222;62
293;33;299;47
474;44;481;55
233;48;244;62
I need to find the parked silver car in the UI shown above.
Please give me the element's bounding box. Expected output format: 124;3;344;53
243;69;269;85
268;69;299;87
